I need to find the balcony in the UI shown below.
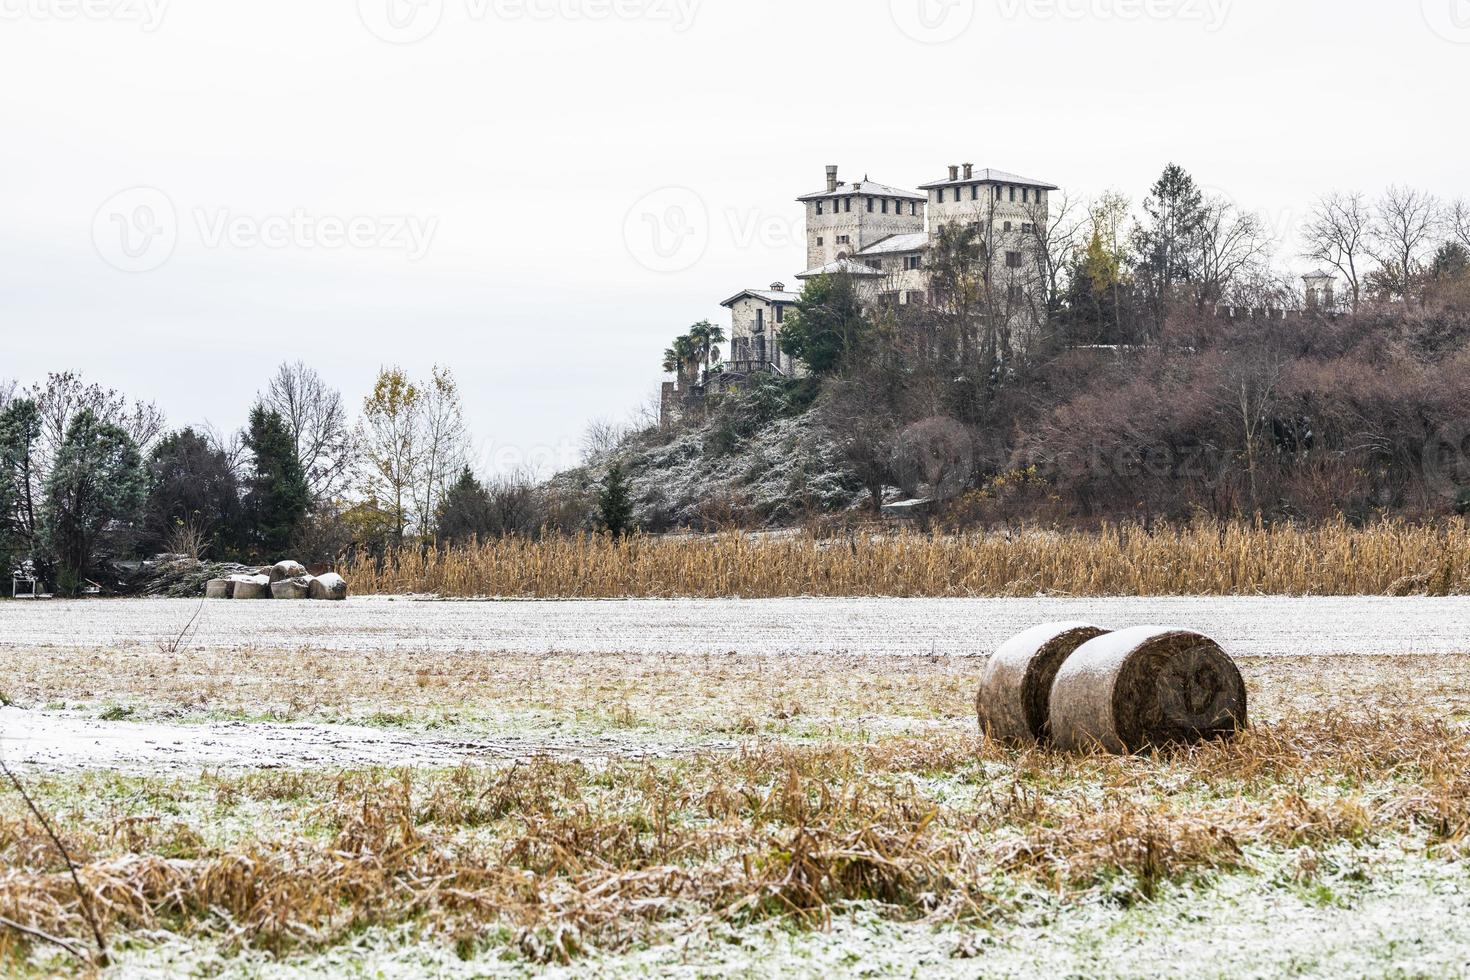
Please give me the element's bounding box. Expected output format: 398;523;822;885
720;359;788;377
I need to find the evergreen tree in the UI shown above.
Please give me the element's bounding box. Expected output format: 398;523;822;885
243;406;310;558
1133;163;1206;332
777;273;867;375
0;398;42;572
597;463;634;538
143;428;244;557
40;409;145;594
435;466;495;545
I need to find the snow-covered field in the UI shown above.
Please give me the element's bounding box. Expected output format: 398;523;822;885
0;706;725;775
3;595;1469;656
5;595;1470;977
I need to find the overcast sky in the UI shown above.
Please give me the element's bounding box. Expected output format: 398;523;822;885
2;0;1466;473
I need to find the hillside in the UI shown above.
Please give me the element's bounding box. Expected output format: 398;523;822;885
558;377;869;530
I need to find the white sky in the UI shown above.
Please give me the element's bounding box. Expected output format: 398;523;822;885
2;0;1467;474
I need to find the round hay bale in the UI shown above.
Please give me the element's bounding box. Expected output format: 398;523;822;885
977;622;1109;744
269;560;307;583
309;573;349;601
270;576;313;600
204;578;234;599
231;575;272;600
1049;626;1248;754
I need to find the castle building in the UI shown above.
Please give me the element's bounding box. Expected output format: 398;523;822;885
719;162;1060;380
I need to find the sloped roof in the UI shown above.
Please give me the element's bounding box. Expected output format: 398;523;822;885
795;258;885;279
720;288;801;308
1302;269;1338;281
856;232;929;255
918;167;1059;191
797;178;926;202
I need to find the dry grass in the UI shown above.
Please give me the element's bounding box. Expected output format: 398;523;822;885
5;631;1470;970
342;521;1470;598
7;643;1470;734
2;711;1469;969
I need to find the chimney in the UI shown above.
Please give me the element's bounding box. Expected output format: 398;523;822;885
770;281;785;292
963;163;974;179
948;165;959;181
826;165;839;193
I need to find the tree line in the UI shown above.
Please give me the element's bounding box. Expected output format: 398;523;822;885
0;364;621;595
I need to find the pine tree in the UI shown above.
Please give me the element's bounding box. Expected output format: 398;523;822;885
40;409;146;594
597;463;634;538
243;406;310;558
436;466;495;545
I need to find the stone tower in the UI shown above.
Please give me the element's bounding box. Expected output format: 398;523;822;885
1303;270;1338;310
797;165;926;271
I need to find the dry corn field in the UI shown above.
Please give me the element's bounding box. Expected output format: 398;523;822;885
343;521;1470;598
3;594;1470;977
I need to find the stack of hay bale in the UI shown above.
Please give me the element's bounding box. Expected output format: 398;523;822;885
204;561;349;602
976;622;1247;754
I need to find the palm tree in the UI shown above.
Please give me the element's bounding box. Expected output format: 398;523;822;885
687;320;727;378
661;334;698;384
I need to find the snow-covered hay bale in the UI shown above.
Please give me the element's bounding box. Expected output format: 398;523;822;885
309;573;349;601
1049;626;1248;754
204;578;234;599
270;576;313;600
231;575;272;600
977;622;1109;744
269;560;307;583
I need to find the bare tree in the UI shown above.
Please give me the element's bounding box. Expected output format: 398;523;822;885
262;361;356;503
582;417;630;461
1451;199;1470;253
0;379;15;412
1194;197;1272;310
1370;186;1443;302
412;366;469;540
1023;190;1084;323
27;372;165;464
1213;349;1286;514
201;421;250;479
1301;192;1372;311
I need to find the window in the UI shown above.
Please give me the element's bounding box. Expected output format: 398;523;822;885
1021;223;1035;234
836;234;850;245
845;197;852;212
816;202;824;215
756;309;765;330
817;237;824;246
882;199;889;214
904;255;922;271
971;185;979;201
910;202;918;215
1003;221;1013;232
867;197;874;212
1006;250;1023;268
776;305;785;323
866;260;881;271
1008;285;1025;304
1009;186;1016;203
1022;188;1030;204
996;186;1003;201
